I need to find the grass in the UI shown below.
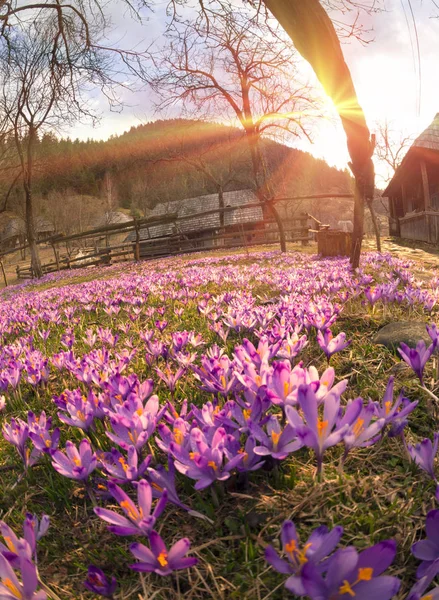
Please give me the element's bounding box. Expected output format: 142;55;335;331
0;246;438;598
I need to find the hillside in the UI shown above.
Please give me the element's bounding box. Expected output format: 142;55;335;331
0;119;358;232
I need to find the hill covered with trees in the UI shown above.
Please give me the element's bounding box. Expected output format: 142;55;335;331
0;118;355;234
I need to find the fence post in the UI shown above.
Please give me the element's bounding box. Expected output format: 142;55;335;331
134;218;140;262
0;260;7;287
51;243;60;271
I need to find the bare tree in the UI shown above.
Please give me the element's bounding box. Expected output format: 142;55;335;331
375;120;414;183
260;0;375;267
148;9;320;252
0;19;108;277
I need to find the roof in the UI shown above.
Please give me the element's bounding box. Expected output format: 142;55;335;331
0;215;55;242
126;189;263;242
412;112;439;152
384;112;439;196
91;211;132;228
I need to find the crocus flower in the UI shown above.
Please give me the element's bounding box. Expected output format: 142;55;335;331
50;439;97;480
129;532;198;576
94;480;167;536
317;328;351;361
301;541;400;600
84;566;117;598
407;569;439;600
99;447;151;484
170;427;243;489
285;384;360;474
250;416;302;461
398;340;436;385
265;520;343;596
0;553;47;599
407;433;439;482
374;376;418;432
339;399;385;458
411;510;439;579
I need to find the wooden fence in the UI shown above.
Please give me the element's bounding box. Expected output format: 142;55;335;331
10;206;312;281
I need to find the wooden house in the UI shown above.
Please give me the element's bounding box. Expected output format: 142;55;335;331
125;189;265;257
385;113;439;243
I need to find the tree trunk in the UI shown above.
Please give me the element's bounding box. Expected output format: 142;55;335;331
262;0;374;267
367;199;381;252
25;186;42;278
245;129;286;252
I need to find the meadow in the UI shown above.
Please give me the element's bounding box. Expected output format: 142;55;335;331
1;248;439;600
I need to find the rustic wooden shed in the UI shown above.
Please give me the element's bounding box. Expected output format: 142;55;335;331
385;113;439;243
125;189;266;256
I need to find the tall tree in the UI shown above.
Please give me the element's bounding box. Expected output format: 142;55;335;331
0;19;106;276
148;8;319;252
261;0;375;267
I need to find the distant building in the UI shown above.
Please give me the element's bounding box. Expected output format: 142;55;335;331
126;189;265;256
0;215;55;249
91;211;132;229
385;112;439;243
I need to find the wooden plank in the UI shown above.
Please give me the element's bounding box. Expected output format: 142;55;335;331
421;160;431;211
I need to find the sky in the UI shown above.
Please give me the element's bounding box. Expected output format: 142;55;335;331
68;0;439;185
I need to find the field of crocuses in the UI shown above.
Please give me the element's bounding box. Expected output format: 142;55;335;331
2;248;439;599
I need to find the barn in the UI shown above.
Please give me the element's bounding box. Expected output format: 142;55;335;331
385;112;439;243
125;189;265;256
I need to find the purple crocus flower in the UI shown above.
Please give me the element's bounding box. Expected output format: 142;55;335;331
407;567;439;600
99;447;151;484
250;416;302;460
339;399;385;458
301;541;400;600
0;553;47;599
170;427;243;489
94;480;167;536
411;510;439;579
374;376;418;432
285;384;360;474
265;520;343;596
407;433;439;482
50;439;97;480
84;566;117;598
129;532;198;576
398;340;436;385
317;328;351;361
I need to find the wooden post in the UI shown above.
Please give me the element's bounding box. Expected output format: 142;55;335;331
0;260;7;287
51;243;60;271
134;218;140;262
421;160;430;211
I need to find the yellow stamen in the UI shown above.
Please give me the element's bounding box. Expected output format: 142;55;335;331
352;418;365;437
271;431;282;450
220;376;227;389
317;420;328;438
357;567;373;582
118;457;129;472
283;381;290;398
120;500;139;521
208;460;217;471
3;578;22;598
4;536;16;553
385;401;392;415
174;428;184;445
243;409;252;421
136;408;143;416
72;457;81;466
157;551;168;567
338;580;355;597
152;482;163;492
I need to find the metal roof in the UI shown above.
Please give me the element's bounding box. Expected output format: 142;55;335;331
126;189;263;242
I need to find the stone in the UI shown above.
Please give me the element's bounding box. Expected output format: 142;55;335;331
374;321;432;350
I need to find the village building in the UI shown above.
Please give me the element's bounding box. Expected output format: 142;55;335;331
125;189;265;257
385;112;439;243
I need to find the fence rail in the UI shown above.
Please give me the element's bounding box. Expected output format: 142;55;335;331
9;203;310;283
